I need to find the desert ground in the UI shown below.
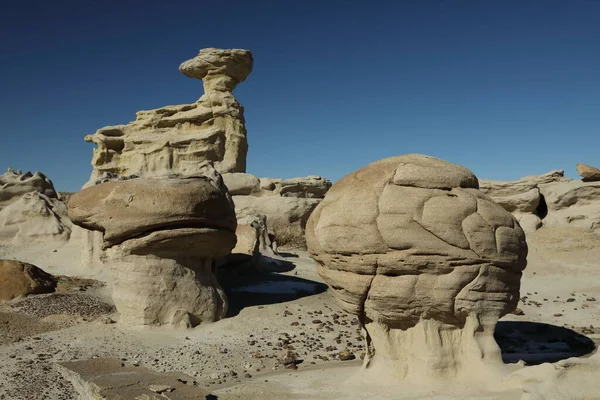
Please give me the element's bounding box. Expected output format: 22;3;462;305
1;225;598;400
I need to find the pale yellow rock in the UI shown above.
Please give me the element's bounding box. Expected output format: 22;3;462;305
0;169;71;244
84;48;253;185
306;154;527;384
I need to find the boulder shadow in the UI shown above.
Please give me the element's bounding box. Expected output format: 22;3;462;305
218;268;328;318
495;321;596;365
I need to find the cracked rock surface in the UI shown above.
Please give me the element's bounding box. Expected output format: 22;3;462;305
306;154;528;384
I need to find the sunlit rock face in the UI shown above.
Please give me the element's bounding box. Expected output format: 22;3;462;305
69;164;236;327
84;48;253;187
306;154;528;384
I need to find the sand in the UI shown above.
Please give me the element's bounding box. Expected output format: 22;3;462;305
0;226;599;399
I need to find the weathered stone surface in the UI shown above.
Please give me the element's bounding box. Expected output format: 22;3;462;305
259;176;332;198
306;154;527;383
222;172;260;195
479;170;567;196
233;195;321;229
223;207;284;271
576;163;600;182
492;188;540;214
0;260;57;301
540;180;600;232
0;168;57;209
83;48;253;186
68;165;237;326
69;174;236;251
57;358;211;399
0;168;71;244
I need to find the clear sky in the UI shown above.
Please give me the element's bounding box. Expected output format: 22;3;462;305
1;0;598;192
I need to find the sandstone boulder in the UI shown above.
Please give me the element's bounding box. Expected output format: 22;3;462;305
306;154;527;383
68;165;237;326
577;163;600;182
0;260;57;301
83;48;253;186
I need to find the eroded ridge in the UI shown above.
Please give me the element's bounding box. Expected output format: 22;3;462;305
306;154;527;384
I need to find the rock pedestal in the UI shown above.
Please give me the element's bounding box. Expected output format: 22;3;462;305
306;154;528;383
68;165;236;326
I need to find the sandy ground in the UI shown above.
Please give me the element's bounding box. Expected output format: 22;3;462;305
0;226;599;399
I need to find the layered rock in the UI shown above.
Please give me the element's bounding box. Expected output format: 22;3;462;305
481;169;600;233
0;168;71;244
0;260;57;301
306;154;527;383
479;170;568;232
222;207;286;272
541;180;600;232
83;48;253;186
577;163;600;182
227;173;332;228
68;165;237;326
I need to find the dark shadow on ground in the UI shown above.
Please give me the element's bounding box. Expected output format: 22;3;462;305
495;321;596;365
218;267;328;318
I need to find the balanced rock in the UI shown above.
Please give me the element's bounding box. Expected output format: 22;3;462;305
0;260;57;301
83;48;253;186
0;168;71;244
577;163;600;182
68;164;236;326
306;154;527;383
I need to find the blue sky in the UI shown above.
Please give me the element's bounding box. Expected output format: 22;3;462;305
1;0;598;192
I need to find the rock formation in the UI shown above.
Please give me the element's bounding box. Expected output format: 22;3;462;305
229;174;332;228
0;260;57;301
306;154;527;384
577;163;600;182
68;165;237;326
0;168;71;244
222;207;285;272
83;48;253;185
481;169;600;234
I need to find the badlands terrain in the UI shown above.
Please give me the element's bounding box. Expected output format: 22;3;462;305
1;48;599;399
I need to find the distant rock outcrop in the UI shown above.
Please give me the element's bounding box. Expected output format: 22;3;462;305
84;48;253;186
479;170;568;232
306;154;527;383
0;168;71;244
577;163;600;182
481;169;600;233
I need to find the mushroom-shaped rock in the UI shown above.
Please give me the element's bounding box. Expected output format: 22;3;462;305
68;168;236;326
306;154;527;384
179;48;253;92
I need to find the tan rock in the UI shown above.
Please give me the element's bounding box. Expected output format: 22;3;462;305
306;154;527;384
57;358;211;399
259;176;332;198
68;165;237;326
540;180;600;232
83;48;253;186
0;260;57;301
232;195;321;229
224;207;285;271
492;188;540;214
222;172;260;195
577;163;600;182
